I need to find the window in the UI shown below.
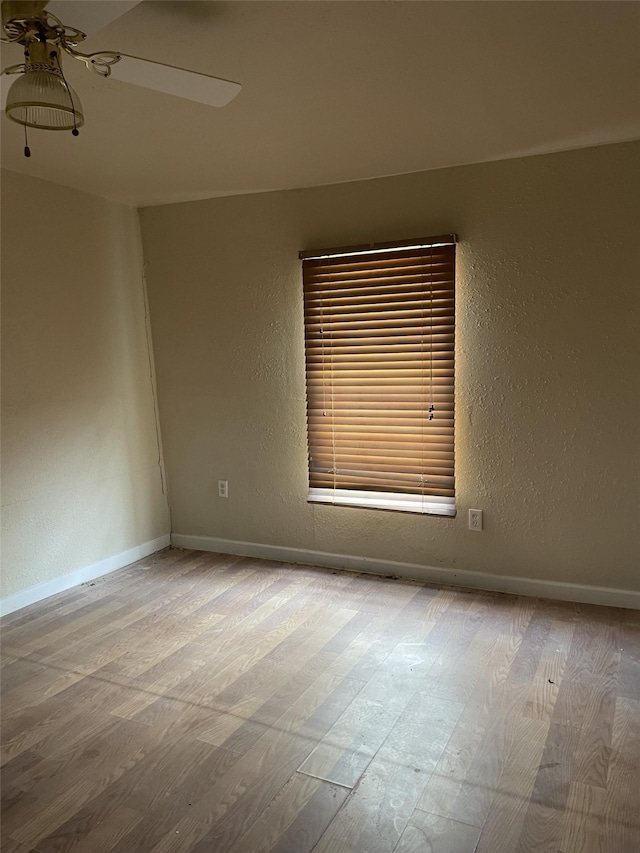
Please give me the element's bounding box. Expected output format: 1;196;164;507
301;236;456;516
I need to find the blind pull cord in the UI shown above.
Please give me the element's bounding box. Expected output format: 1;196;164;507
429;245;435;421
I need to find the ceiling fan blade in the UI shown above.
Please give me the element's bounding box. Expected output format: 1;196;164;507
108;54;242;108
46;1;141;37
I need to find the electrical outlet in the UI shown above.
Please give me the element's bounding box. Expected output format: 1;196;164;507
469;509;483;531
218;480;228;499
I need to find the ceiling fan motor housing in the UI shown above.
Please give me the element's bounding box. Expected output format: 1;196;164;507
2;1;47;28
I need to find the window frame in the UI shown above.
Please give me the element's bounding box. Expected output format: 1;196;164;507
300;235;456;517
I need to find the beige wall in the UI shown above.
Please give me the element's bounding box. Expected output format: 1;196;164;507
1;170;170;599
141;141;639;592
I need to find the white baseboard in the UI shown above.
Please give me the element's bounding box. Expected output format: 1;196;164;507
171;533;640;610
0;534;171;617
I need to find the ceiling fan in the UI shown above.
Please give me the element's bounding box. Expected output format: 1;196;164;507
0;0;241;155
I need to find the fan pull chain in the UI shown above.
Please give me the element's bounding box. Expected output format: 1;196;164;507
21;46;31;157
429;246;435;421
52;49;80;137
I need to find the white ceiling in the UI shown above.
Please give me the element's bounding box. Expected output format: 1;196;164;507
1;0;639;207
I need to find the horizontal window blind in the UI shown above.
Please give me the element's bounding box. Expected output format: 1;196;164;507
302;238;456;516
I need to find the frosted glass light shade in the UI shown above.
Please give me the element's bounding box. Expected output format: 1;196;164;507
5;69;84;130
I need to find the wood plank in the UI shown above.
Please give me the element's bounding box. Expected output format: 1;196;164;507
500;605;556;685
393;810;481;853
523;620;575;721
473;715;550;853
40;806;144;853
311;693;464;852
1;749;43;792
514;801;565;852
0;838;37;853
416;633;531;822
600;696;640;852
559;782;606;853
267;777;352;853
297;675;410;787
226;772;349;853
617;624;640;699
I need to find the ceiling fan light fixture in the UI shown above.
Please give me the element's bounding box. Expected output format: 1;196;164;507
1;0;241;154
5;66;84;130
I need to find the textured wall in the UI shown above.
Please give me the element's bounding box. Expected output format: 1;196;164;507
140;142;640;591
1;170;170;599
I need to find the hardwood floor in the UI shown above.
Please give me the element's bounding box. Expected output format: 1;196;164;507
1;548;639;852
